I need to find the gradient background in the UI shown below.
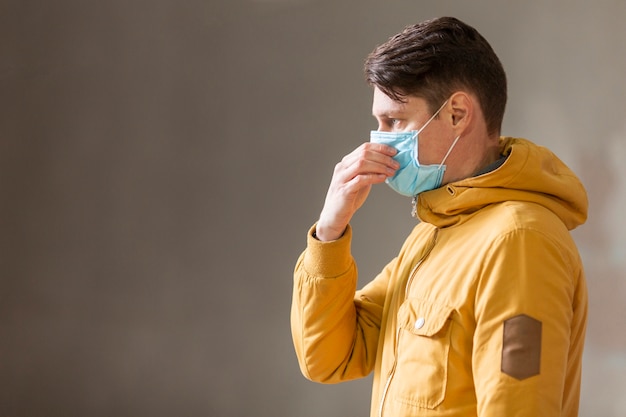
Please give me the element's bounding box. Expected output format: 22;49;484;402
1;0;625;416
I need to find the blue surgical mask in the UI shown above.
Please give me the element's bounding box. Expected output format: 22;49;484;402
370;100;460;197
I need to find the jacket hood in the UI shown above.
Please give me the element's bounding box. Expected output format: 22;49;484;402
416;137;588;230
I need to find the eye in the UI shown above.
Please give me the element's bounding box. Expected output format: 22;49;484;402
384;119;402;129
375;116;403;131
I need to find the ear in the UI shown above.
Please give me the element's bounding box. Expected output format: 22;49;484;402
447;91;473;133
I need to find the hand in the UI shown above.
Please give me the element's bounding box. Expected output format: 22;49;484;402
315;142;399;241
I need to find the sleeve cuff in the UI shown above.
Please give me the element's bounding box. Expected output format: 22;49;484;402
303;223;353;278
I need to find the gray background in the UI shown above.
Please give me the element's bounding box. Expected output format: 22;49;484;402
1;0;625;416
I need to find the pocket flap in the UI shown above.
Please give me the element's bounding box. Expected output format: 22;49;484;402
397;298;454;337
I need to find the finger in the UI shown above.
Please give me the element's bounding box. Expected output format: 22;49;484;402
341;148;398;178
347;142;397;162
344;172;388;191
364;141;398;157
341;143;399;171
332;158;394;189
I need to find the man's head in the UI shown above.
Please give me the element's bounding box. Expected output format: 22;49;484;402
364;17;507;137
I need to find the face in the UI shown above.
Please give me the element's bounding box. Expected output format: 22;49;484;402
371;87;499;185
371;87;455;167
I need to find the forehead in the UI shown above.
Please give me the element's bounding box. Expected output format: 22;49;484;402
371;87;429;118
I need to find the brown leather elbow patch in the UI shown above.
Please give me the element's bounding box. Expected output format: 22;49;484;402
501;314;542;380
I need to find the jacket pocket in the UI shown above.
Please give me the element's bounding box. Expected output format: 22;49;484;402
391;298;454;409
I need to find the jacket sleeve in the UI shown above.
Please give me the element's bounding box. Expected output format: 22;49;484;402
472;226;587;416
290;224;388;383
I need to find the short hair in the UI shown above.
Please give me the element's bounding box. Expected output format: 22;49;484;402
364;17;507;136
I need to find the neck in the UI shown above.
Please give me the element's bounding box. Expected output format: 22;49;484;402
474;137;505;176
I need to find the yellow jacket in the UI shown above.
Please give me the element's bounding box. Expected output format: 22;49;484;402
291;138;588;417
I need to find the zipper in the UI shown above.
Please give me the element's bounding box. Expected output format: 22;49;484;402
378;228;439;417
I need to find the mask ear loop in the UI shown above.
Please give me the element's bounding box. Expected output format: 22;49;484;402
414;99;450;159
438;135;461;168
416;100;449;135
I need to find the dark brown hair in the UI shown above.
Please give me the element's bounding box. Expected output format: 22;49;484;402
365;17;507;135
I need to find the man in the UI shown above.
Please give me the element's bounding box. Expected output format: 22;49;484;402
291;16;588;417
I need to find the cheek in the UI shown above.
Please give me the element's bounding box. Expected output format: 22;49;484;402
417;142;439;164
417;130;450;164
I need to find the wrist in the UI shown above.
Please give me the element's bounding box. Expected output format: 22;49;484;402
314;222;346;242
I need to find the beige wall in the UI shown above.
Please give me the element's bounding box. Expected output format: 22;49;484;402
1;1;624;415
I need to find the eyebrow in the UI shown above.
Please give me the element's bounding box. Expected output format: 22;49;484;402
372;102;409;118
372;110;407;119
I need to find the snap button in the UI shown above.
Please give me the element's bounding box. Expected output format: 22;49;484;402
414;317;425;330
